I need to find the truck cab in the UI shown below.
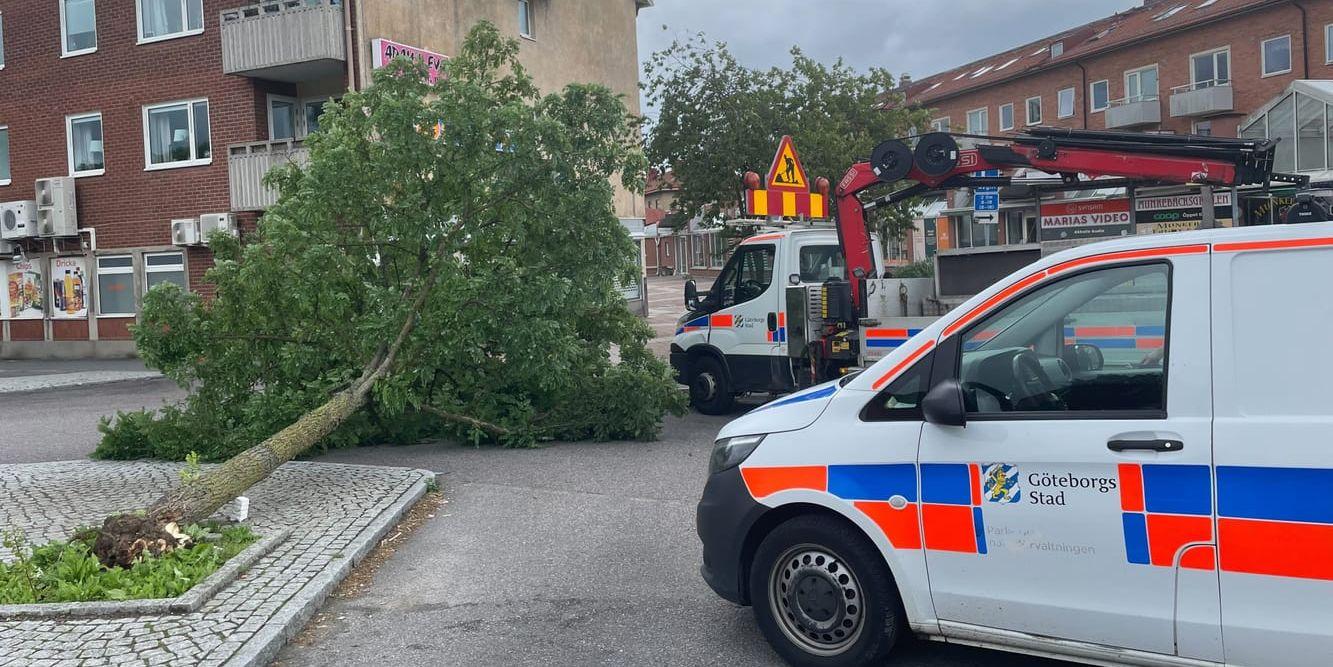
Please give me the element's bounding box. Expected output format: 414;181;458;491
670;227;885;415
696;221;1333;667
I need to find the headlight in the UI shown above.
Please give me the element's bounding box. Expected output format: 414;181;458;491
709;434;766;475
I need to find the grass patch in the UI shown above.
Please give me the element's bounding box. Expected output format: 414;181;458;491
0;524;257;604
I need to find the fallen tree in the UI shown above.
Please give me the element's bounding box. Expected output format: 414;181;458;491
92;23;684;567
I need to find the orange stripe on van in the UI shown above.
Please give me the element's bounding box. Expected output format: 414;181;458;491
741;466;827;499
871;339;936;390
709;314;734;328
854;501;922;550
1219;518;1333;581
743;233;785;244
1213;237;1333;253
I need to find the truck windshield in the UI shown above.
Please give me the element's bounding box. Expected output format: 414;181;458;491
799;245;846;282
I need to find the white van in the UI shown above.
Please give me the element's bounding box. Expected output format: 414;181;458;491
696;222;1333;666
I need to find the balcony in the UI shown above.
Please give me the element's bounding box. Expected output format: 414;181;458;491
1104;97;1162;130
1170;82;1235;118
228;140;309;211
221;0;346;82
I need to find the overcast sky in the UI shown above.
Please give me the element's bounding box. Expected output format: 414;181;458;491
637;0;1141;113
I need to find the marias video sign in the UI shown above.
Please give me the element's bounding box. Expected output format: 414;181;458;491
1039;199;1132;241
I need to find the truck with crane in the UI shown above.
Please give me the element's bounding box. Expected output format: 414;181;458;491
671;127;1306;414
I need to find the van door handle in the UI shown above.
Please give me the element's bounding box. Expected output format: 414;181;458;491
1107;438;1184;452
767;312;778;331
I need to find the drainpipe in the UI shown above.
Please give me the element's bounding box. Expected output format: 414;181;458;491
1293;1;1309;78
344;0;358;92
1076;61;1089;129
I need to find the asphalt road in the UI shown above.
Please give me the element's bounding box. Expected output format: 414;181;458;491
276;411;1067;667
0;377;185;463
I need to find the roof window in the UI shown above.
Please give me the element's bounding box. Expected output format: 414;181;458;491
971;65;994;78
1050;41;1064;57
995;57;1021;71
1154;4;1187;20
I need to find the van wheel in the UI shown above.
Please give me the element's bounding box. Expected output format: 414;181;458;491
750;515;902;666
689;356;735;415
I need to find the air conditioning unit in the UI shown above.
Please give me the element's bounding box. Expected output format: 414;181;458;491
172;218;201;246
0;200;39;240
35;177;78;237
198;213;239;244
0;239;17;256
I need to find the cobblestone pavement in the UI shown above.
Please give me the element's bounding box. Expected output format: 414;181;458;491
645;275;713;359
0;460;432;667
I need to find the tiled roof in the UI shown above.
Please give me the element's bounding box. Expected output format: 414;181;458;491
646;169;681;193
900;0;1279;106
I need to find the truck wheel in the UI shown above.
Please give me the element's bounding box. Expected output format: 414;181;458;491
689;356;735;415
750;515;902;667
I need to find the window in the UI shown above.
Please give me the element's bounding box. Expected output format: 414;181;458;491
66;113;104;177
303;97;331;135
966;108;988;135
1058;87;1075;118
518;0;533;38
267;95;297;141
1125;65;1159;103
863;354;932;421
61;0;97;57
1191;47;1230;88
1327;24;1333;64
1026;96;1042;125
1268;94;1295;172
1193;120;1212;137
0;126;9;185
798;245;845;282
959;263;1169;416
1004;209;1026;244
143;99;210;169
1050;41;1064;58
1262;35;1291;77
0;11;7;69
931;117;950;133
96;256;135;316
714;244;774;308
144;252;186;292
1296;92;1326;172
137;0;204;43
1090;80;1109;112
999;103;1015;131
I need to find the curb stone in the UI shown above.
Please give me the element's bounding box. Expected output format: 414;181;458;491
0;529;291;620
220;468;436;667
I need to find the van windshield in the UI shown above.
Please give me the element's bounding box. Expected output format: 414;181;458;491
799;245;846;282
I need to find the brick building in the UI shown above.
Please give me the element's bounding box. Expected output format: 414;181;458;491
0;0;650;358
891;0;1333;261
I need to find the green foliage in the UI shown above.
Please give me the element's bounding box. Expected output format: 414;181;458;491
0;525;256;604
643;34;933;242
892;259;935;278
94;23;683;462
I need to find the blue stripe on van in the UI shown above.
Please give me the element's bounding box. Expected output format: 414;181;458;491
827;464;917;502
1142;464;1212;516
1217;466;1333;524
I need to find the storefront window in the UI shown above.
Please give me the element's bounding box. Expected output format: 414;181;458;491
1296;93;1326;172
97;255;135;316
1005;209;1026;244
144;252;186;292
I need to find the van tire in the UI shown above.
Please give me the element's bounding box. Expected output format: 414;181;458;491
689;356;735;415
749;515;901;667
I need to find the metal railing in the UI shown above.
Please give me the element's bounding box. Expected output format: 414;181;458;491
220;0;345;80
228;140;309;211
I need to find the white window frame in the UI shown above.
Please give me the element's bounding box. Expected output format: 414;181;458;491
1057;87;1076;119
142;98;211;171
1189;46;1231;88
0;125;10;186
966;107;988;135
301;96;331;136
66;112;105;178
518;0;534;40
1124;64;1160;103
266;93;299;141
1050;41;1064;58
1261;34;1292;77
60;0;98;58
1025;96;1042;125
930;117;950;133
1326;24;1333;65
143;251;186;292
1089;79;1109;112
0;11;7;70
1192;120;1213;136
95;255;136;317
999;103;1014;131
136;0;205;45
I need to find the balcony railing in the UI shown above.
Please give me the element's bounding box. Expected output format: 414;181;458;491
221;0;346;82
1169;81;1235;118
1105;96;1162;129
228;140;309;211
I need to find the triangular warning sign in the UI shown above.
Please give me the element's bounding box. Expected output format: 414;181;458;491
765;136;809;191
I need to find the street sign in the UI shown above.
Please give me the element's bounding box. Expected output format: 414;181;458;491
766;136;810;191
973;169;1000;216
973;212;998;225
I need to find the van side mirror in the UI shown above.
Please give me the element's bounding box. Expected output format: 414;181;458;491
685;279;698;309
1062;343;1104;372
923;379;967;427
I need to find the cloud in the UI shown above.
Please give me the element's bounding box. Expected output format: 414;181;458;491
638;0;1141;82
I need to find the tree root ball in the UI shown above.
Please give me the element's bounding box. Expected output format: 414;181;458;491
93;513;182;568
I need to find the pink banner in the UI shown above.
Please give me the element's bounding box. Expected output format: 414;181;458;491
371;38;447;84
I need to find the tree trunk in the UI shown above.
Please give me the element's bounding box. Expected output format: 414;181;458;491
92;382;372;567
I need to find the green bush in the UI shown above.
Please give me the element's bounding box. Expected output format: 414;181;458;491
892;259;934;278
0;524;256;604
